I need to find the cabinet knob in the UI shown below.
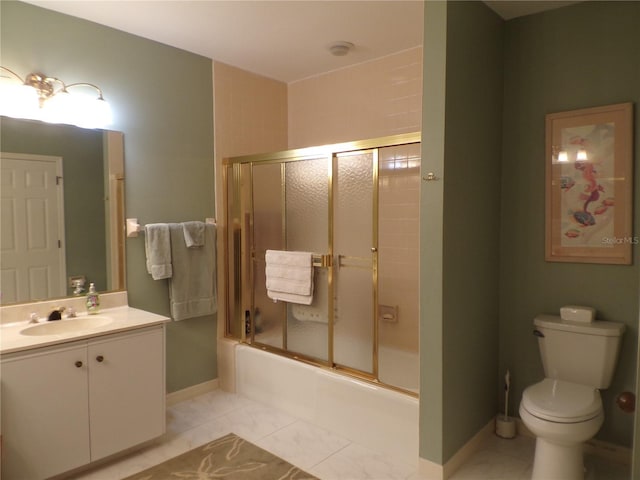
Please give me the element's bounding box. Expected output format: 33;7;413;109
75;361;83;368
96;355;104;363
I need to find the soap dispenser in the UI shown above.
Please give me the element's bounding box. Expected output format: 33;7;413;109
86;283;100;314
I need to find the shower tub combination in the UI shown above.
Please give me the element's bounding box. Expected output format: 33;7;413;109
223;133;421;464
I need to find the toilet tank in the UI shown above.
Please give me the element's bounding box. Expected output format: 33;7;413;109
534;315;625;389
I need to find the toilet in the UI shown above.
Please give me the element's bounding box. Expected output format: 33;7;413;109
519;312;625;480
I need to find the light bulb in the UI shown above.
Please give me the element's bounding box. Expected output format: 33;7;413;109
41;90;74;124
576;149;588;161
0;83;39;119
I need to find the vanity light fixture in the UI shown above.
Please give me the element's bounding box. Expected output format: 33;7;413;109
0;66;112;128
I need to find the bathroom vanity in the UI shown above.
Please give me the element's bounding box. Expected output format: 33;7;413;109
0;302;169;480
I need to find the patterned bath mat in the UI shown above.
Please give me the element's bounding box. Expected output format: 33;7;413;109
122;432;318;479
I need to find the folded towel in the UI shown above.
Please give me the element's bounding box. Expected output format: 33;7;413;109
144;223;172;280
183;221;205;248
265;250;314;305
168;223;217;320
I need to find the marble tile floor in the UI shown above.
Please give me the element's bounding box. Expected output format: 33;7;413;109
71;388;630;480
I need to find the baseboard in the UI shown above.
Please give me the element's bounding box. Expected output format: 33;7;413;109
418;418;495;480
166;378;219;406
418;457;444;480
584;437;631;465
515;417;631;465
444;418;495;478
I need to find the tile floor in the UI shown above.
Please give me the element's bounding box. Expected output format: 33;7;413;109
71;388;630;480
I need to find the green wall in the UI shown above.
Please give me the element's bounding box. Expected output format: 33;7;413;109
1;117;107;294
420;0;447;464
421;0;504;464
421;0;639;465
1;1;216;393
500;1;640;447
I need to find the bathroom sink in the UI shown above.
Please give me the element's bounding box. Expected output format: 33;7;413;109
20;316;113;336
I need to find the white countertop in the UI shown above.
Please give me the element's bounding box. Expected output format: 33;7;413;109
0;305;170;355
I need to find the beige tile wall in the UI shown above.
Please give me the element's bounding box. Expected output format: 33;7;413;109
213;61;288;160
212;61;288;344
214;48;422;355
288;46;423;148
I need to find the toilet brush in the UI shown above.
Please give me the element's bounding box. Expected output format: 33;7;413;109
504;369;510;420
496;369;516;438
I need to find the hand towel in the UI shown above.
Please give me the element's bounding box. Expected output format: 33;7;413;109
144;223;172;280
183;221;205;248
168;223;217;320
265;250;314;305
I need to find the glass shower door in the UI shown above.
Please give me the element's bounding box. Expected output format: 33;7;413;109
332;150;377;375
284;158;330;362
251;162;285;348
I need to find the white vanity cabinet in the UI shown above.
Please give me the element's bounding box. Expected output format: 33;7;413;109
1;325;165;480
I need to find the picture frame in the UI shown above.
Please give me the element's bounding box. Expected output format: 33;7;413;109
545;102;633;265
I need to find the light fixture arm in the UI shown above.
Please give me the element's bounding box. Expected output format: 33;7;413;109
66;82;106;100
0;66;24;82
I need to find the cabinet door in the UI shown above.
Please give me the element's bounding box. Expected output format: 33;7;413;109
88;326;165;460
1;344;90;480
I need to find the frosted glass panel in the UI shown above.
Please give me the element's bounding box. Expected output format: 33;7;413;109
334;266;374;373
334;152;373;256
285;158;328;253
252;162;284;348
226;165;243;338
284;158;329;361
333;151;374;373
287;268;329;361
377;143;421;392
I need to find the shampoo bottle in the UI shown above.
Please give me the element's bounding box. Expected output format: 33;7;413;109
86;282;100;314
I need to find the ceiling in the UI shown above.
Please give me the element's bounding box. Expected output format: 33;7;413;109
23;1;580;84
484;0;581;20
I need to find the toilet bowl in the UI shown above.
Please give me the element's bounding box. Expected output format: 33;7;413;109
519;313;625;480
520;379;604;480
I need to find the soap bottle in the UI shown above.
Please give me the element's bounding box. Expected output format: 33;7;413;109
86;283;100;314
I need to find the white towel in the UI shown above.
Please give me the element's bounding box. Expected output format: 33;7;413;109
183;221;205;248
144;223;172;280
265;250;314;305
168;223;217;320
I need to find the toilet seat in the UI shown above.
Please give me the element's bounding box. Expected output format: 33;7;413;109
522;378;602;423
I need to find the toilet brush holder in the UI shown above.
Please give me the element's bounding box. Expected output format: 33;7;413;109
495;415;516;439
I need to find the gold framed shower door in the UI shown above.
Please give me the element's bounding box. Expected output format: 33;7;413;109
222;132;421;396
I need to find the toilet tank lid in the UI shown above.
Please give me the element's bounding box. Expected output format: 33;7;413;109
534;315;625;337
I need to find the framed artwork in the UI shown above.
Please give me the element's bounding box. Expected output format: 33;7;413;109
545;102;633;264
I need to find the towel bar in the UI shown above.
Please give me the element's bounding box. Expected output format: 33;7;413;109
312;254;331;268
126;218;216;238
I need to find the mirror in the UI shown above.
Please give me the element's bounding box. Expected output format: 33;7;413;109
0;116;126;305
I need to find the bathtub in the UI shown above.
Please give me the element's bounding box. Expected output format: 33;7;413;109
235;344;419;467
255;321;420;393
379;345;420;393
